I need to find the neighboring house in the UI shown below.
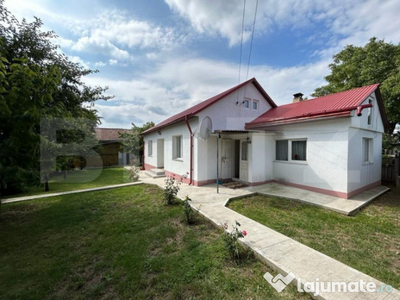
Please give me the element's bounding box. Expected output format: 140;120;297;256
86;128;133;167
142;78;389;199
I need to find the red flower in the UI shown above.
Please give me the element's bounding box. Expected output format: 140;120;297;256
242;230;247;236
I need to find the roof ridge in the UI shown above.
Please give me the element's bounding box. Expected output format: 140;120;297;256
275;83;380;109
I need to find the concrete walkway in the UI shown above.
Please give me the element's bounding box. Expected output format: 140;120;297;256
248;182;390;216
1;182;143;204
140;173;399;300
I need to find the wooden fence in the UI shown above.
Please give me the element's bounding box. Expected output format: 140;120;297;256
382;157;399;184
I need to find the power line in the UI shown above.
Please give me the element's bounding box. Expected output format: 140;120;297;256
237;0;246;85
245;0;258;80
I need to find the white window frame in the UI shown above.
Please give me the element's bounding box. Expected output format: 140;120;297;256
275;139;307;163
173;135;183;160
367;99;373;126
363;138;373;164
243;98;250;109
252;100;259;110
291;139;307;161
148;140;153;157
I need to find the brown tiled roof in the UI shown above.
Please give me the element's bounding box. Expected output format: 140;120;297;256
95;128;130;141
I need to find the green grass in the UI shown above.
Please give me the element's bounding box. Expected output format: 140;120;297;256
3;167;130;198
0;185;310;299
227;187;400;290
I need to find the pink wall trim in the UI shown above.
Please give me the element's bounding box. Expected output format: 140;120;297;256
347;180;381;198
164;170;191;185
275;180;381;199
247;180;275;186
144;163;156;170
195;179;218;186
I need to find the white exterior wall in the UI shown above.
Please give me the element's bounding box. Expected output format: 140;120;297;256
347;128;382;192
248;132;275;183
196;84;273;131
347;91;384;192
270;118;351;193
196;135;218;182
143;118;199;181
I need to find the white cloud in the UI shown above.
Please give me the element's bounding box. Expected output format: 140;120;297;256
88;57;329;128
94;61;107;67
165;0;400;50
68;55;90;69
70;36;130;60
108;59;118;65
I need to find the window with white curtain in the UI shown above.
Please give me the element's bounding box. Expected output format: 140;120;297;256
173;135;182;159
292;140;307;161
243;99;250;109
276;140;288;161
148;140;153;156
275;139;307;162
363;138;373;163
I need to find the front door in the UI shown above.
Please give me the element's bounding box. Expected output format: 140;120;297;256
221;139;232;179
239;140;248;182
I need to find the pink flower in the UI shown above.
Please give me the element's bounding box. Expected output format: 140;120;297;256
242;230;247;236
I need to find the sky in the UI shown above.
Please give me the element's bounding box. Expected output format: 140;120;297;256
4;0;400;128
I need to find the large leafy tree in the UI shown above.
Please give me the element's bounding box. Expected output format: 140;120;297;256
0;1;111;197
313;38;400;133
120;122;155;166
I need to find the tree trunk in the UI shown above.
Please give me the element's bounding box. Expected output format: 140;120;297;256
64;169;67;179
45;181;49;192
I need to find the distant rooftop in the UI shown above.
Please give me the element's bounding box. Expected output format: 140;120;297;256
95;128;130;141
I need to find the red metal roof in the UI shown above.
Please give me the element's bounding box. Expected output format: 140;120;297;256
246;83;382;128
142;78;276;134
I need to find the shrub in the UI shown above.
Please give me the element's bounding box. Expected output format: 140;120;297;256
182;196;201;224
221;221;248;260
164;176;181;205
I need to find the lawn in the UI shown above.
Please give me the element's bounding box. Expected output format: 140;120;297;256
227;186;400;290
0;184;310;299
3;167;130;198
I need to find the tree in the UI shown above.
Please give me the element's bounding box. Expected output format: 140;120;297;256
0;1;112;197
313;38;400;133
119;122;155;166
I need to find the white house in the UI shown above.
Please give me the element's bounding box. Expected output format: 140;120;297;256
142;78;389;199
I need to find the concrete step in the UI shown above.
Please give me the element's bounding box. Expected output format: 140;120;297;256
145;168;166;178
149;168;165;176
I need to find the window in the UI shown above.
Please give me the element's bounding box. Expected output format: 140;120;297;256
292;140;307;161
275;139;307;162
243;99;250;109
363;138;373;163
148;140;153;156
173;135;182;159
241;141;248;161
367;99;373;125
276;140;288;161
252;100;259;110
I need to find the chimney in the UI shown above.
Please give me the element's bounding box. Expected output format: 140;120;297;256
293;93;304;103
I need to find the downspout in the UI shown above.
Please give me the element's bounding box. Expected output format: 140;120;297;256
185;115;193;185
356;104;372;116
